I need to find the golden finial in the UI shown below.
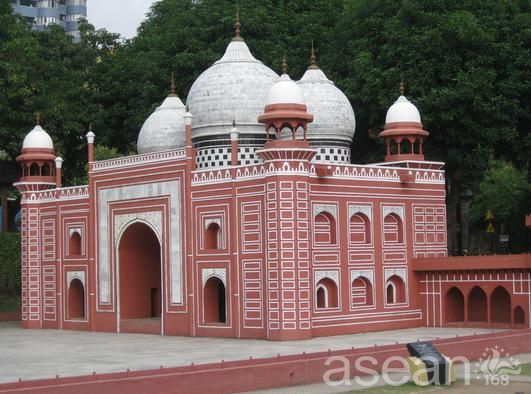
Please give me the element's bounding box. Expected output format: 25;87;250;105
232;6;243;41
35;112;41;126
309;40;319;70
282;57;288;74
399;80;405;96
169;72;177;96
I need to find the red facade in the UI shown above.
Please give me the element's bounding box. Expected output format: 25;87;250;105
14;35;530;340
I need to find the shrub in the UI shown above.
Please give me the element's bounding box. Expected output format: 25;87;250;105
0;232;21;295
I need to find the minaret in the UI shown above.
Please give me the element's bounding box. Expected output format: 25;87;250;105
14;114;58;193
379;82;429;163
14;115;58;329
256;61;316;340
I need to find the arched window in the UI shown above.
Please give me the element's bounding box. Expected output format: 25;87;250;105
383;213;403;244
514;306;525;325
204;222;221;250
280;125;293;140
30;163;40;176
389;140;398;155
68;278;85;319
315;211;336;244
490;286;511;324
351;276;373;307
203;276;226;323
41;163;51;176
445;287;465;323
414;139;422;154
69;231;82;256
350;213;370;244
386;275;406;304
316;277;338;309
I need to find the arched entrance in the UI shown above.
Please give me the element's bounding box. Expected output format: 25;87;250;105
386;275;405;304
68;278;85;319
514;306;525;325
316;277;338;309
445;287;465;324
468;286;487;323
118;222;162;334
203;276;226;324
490;286;511;324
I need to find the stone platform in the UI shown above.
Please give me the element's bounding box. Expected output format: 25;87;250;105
0;321;502;384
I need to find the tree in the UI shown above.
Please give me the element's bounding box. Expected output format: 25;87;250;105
329;0;531;250
470;160;530;251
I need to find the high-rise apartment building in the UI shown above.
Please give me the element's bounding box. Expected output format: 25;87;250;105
11;0;87;42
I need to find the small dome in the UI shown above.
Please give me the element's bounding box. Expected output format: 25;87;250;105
266;73;306;106
298;67;355;143
137;95;186;154
22;125;54;150
385;95;421;124
186;40;278;139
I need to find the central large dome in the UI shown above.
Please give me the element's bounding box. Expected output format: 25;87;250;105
186;40;278;140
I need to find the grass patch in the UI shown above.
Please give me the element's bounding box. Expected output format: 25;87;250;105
355;381;453;393
518;362;531;376
0;293;20;312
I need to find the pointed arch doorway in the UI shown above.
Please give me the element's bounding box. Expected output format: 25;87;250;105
118;221;162;334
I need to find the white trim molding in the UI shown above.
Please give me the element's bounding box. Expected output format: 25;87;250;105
313;204;337;219
315;270;339;285
350;269;374;285
383;206;404;221
349;205;372;220
67;271;86;288
202;268;227;287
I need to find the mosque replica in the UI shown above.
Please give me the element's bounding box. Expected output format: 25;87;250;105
13;22;530;340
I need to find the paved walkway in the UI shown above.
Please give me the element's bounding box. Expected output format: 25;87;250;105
0;322;504;384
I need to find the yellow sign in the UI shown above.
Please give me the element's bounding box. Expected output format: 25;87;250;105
486;222;495;233
486;210;495;221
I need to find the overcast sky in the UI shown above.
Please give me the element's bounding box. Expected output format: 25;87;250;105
88;0;157;39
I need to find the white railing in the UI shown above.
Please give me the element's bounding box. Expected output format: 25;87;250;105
91;149;187;172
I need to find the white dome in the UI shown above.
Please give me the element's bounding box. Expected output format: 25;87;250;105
137;95;186;154
266;73;306;106
22;125;54;150
186;40;278;139
385;95;421;123
298;68;356;143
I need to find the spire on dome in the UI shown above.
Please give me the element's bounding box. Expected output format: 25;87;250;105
399;80;405;96
232;7;243;42
35;112;41;126
169;72;177;97
282;57;288;75
308;41;319;70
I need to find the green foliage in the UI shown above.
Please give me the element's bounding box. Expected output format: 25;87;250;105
71;144;123;185
470;160;530;226
0;232;21;295
93;145;122;161
0;0;530;247
0;5;123;185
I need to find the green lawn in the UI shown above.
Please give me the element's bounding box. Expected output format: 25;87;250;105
0;293;20;312
355;382;451;393
518;362;531;376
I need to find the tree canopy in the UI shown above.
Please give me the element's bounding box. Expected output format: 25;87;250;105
0;0;529;250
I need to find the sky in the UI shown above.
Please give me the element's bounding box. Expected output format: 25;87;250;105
87;0;157;39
